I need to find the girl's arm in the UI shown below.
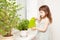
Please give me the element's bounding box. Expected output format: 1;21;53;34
32;18;49;32
35;18;40;21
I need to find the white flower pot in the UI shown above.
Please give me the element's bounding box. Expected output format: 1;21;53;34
20;30;28;37
1;36;14;40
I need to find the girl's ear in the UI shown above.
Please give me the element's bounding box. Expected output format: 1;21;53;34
46;11;48;15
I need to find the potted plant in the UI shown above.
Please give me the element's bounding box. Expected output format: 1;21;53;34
0;0;21;40
16;17;36;37
16;19;29;37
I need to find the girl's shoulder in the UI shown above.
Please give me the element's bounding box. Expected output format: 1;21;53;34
45;17;49;21
43;17;50;24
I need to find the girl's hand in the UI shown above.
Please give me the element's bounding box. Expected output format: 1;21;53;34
31;27;37;30
34;18;37;20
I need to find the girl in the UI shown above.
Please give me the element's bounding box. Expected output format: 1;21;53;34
32;5;52;40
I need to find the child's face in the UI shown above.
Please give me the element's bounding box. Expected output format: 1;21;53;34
39;10;45;18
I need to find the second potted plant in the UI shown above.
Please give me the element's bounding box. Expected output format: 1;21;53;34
16;19;29;37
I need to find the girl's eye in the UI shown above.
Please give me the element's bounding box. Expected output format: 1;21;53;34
40;12;42;13
40;12;43;14
40;11;43;13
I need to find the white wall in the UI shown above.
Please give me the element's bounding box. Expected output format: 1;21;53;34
51;0;60;40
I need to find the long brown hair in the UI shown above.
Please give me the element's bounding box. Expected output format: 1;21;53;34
39;5;52;23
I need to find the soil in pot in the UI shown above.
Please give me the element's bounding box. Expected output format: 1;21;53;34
1;34;14;40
